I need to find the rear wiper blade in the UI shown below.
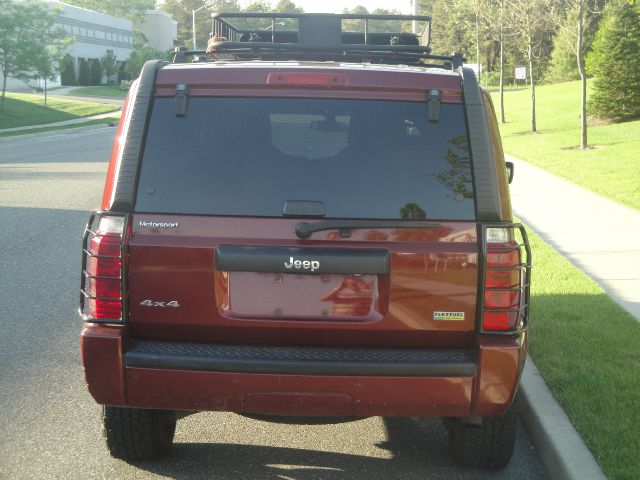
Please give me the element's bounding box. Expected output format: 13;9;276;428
295;219;439;239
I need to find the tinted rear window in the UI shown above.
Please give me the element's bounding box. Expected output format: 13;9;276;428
135;98;475;220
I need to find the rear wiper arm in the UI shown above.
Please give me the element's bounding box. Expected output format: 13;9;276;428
295;219;439;239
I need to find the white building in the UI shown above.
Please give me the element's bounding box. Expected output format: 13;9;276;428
136;10;178;53
6;2;177;90
53;0;134;83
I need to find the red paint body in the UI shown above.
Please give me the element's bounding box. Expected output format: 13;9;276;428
86;61;526;420
127;215;478;347
81;323;524;416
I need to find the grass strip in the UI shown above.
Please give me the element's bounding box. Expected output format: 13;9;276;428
0;116;120;138
68;86;128;99
0;93;119;129
524;220;640;480
492;81;640;211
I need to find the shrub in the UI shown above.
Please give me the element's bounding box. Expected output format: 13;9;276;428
78;59;90;86
117;62;130;82
90;59;102;85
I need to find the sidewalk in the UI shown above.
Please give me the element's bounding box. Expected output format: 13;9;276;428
508;155;640;322
507;155;640;479
0;111;120;134
48;87;126;105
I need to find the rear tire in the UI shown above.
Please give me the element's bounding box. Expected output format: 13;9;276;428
103;406;176;461
447;403;517;469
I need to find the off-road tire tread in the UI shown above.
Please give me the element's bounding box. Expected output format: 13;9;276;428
449;403;517;469
103;406;176;461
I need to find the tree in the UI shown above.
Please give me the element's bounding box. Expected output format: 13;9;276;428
0;0;71;110
159;0;241;49
506;0;554;133
272;0;303;13
269;0;303;30
430;0;477;55
124;42;160;79
101;51;118;84
550;0;607;148
236;1;271;29
342;6;371;31
545;26;582;83
587;0;640;122
477;0;513;123
27;23;72;104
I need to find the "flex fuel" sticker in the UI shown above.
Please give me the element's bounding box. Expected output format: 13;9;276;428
433;311;465;321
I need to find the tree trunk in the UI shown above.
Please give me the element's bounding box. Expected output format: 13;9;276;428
44;77;48;105
476;1;481;77
499;33;505;122
1;71;7;112
577;4;588;149
499;0;505;123
528;40;536;133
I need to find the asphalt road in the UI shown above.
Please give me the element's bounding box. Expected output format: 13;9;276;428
0;127;549;480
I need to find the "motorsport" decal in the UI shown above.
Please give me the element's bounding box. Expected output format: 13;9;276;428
139;221;179;229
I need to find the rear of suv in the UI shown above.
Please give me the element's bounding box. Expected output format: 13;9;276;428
80;12;531;469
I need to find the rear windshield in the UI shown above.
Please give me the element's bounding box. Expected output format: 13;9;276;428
135;97;475;220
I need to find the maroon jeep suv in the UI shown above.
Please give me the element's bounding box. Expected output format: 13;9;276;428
80;12;531;469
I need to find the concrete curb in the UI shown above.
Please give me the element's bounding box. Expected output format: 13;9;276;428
518;357;607;480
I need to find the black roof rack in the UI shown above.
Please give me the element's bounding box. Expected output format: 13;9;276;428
172;13;463;69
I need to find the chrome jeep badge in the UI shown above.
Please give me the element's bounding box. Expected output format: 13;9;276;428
284;256;321;272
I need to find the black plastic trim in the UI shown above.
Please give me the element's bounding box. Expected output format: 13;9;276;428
125;340;477;377
110;59;166;212
459;67;502;222
215;245;389;274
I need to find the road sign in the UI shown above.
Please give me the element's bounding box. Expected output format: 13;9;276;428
515;66;527;80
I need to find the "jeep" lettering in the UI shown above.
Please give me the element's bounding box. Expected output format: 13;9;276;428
284;256;321;272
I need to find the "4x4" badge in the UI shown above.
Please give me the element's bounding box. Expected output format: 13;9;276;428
140;300;180;308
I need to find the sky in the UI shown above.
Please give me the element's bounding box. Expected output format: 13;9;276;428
239;0;414;14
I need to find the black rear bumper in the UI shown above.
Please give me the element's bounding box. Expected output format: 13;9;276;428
125;340;476;377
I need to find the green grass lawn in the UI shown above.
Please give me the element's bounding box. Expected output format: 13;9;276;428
0;92;120;129
68;86;128;99
524;220;640;480
493;81;640;211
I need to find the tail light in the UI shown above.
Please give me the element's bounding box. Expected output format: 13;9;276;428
480;224;531;333
80;213;127;323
